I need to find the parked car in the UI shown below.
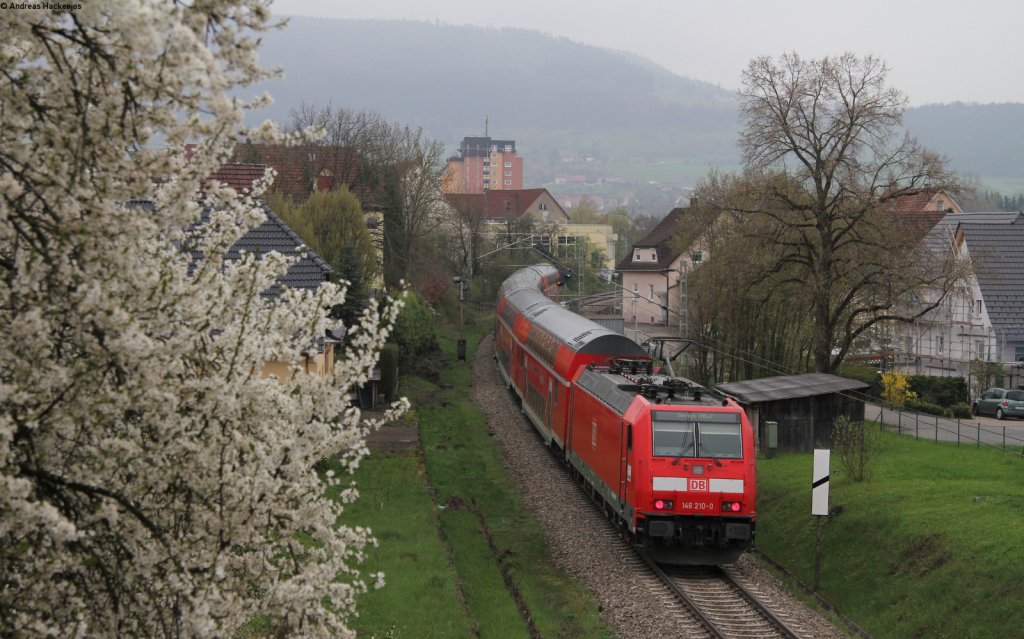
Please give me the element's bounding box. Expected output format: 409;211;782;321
972;388;1024;419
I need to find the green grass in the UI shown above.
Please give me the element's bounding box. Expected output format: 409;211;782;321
757;432;1024;638
342;310;612;639
335;453;472;639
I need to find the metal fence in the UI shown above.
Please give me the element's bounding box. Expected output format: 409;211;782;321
869;403;1024;455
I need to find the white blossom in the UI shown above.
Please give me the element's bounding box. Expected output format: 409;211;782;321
0;2;404;637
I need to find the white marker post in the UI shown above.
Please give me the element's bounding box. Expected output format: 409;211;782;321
812;449;830;590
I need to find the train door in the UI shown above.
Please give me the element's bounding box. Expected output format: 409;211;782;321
547;378;553;431
618;421;633;511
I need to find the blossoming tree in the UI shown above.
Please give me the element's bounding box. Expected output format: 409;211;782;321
0;2;404;636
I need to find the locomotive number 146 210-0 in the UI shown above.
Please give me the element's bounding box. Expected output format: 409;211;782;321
679;501;716;511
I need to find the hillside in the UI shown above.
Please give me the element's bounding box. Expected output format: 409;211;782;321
904;102;1024;180
250;18;1024;202
251;18;740;179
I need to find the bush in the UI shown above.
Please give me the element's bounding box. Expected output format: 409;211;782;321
832;415;882;482
906;398;946;416
882;371;916;408
949;402;973;419
908;375;969;407
839;364;882;399
378;343;400;401
393;291;439;360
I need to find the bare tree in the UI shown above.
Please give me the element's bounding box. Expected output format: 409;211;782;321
279;105;451;287
701;53;965;373
366;120;450;286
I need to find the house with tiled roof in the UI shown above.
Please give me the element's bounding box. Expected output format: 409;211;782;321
615;207;701;329
887;189;962;214
445;188;569;225
445;189;622;269
889;211;1024;392
205;163;270;195
233;143;370;203
137;161;341;379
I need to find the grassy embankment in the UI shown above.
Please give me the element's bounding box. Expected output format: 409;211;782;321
757;432;1024;638
340;313;614;639
248;302;1023;638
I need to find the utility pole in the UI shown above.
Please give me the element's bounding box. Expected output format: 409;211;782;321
678;262;687;338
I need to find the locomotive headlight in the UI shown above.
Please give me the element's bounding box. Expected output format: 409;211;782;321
654;499;674;510
721;501;742;512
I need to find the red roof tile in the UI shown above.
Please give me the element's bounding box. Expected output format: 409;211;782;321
445;188;560;220
888;192;935;212
205;163;269;194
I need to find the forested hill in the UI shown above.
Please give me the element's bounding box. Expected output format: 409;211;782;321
253;17;740;163
904;103;1024;180
252;17;1024;191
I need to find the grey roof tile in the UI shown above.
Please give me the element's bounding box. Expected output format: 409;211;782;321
131;200;330;300
959;212;1024;339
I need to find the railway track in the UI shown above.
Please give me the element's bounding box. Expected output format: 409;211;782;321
488;339;835;638
557;430;809;638
650;562;805;638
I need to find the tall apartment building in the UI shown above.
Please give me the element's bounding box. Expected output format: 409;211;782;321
445;135;523;193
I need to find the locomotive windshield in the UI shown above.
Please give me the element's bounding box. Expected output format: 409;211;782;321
651;411;742;459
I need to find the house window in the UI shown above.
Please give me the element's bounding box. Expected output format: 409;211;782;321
483;161;490;166
558;236;576;246
504;179;511;185
483;169;490;175
650;250;656;260
975;299;982;316
504;161;512;168
504;171;512;177
977;341;986;360
633;251;640;261
504;144;512;152
539;203;548;211
1016;346;1024;362
649;284;655;300
937;334;944;354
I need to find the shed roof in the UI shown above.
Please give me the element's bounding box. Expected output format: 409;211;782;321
716;373;868;404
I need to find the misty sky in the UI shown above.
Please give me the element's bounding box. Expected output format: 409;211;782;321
270;0;1023;106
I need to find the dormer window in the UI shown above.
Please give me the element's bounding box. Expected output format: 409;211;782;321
650;250;656;261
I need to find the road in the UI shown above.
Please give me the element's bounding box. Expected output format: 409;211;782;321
866;402;1024;451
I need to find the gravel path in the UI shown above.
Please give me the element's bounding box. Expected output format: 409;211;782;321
471;334;849;639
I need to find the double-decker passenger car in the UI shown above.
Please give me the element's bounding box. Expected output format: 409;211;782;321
495;264;756;564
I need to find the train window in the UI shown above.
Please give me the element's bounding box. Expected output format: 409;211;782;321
652;411;742;459
699;423;743;459
652;415;695;457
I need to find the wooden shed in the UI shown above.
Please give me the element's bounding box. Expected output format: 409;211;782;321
716;374;868;453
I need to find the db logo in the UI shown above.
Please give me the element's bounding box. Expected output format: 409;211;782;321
689;479;709;492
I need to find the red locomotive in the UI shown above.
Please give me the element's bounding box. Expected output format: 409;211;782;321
495;264;756;564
